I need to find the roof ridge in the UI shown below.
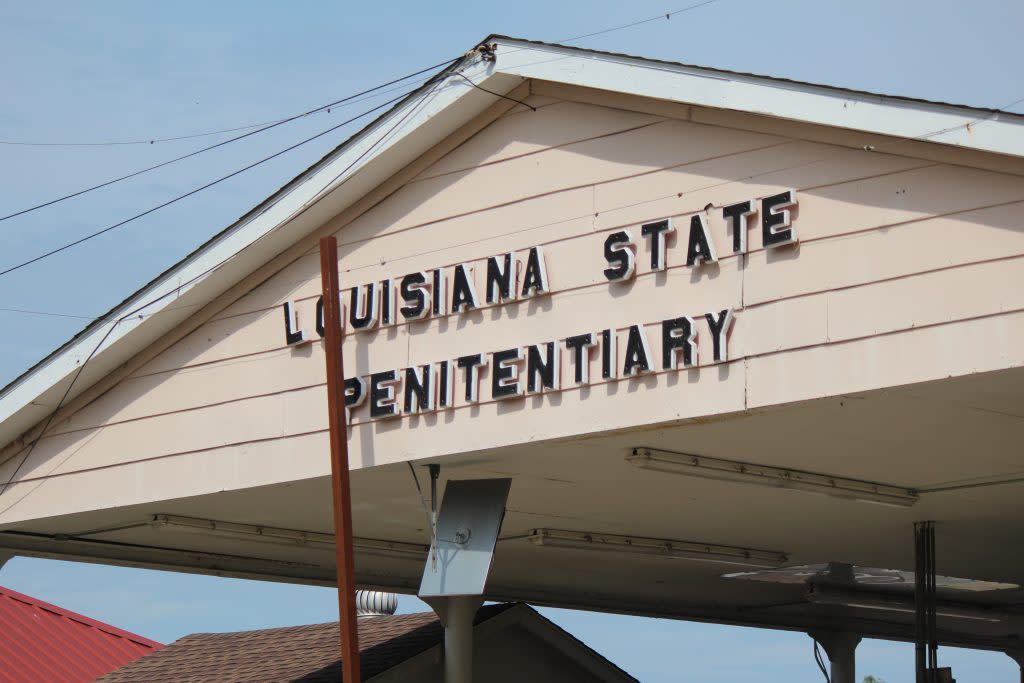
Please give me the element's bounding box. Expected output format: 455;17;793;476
181;608;443;638
177;602;514;640
0;584;163;648
484;33;1024;119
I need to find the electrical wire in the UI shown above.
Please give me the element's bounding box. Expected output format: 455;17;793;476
457;72;536;111
0;120;284;148
0;3;740;227
3;21;1022;494
0;58;459;223
0;322;117;497
558;0;721;44
0;88;422;279
0;307;96;320
305;69;452;207
0;70;454;335
0;239;246;502
5;182;1024;491
3;89;1022;314
406;462;435;535
0;66;464;512
813;640;832;682
0;5;739;224
0;59;458;150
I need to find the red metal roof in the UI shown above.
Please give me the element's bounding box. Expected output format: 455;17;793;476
0;585;162;683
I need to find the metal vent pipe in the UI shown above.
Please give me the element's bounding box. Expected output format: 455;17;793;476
356;591;398;617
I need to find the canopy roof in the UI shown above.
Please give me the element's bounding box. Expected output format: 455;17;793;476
3;35;1024;657
3;34;1023;454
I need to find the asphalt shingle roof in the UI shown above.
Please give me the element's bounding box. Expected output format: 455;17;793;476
97;603;515;683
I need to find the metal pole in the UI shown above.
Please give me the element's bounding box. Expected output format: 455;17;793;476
427;596;483;683
927;524;938;676
915;521;938;683
320;236;361;683
915;522;927;683
810;631;861;683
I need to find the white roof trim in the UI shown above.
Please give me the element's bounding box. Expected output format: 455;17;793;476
0;53;510;449
2;35;1022;451
491;37;1024;159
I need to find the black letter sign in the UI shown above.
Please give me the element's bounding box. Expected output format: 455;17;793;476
565;332;597;385
492;348;523;399
451;264;479;313
640;219;674;271
662;317;698;368
603;231;636;282
622;325;652;376
399;272;429;320
369;370;399;418
403;365;434;413
761;190;798;247
521;246;549;298
486;252;514;304
722;200;756;254
705;309;734;362
456;354;486;402
685;214;718;266
283;301;305;345
350;283;378;329
526;342;559;393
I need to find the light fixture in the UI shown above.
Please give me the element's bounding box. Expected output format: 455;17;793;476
806;584;1005;623
723;562;1019;593
151;514;428;559
527;528;788;568
627;447;918;507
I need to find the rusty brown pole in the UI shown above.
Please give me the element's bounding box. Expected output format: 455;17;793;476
319;235;361;683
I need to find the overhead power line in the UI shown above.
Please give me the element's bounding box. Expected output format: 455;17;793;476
0;241;248;500
0;119;280;147
0;58;459;224
0;58;457;150
0;88;422;278
0;5;736;225
0;70;456;507
2;75;1021;294
0;307;96;320
558;0;721;44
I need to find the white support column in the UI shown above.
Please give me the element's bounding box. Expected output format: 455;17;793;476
809;630;861;683
424;596;483;683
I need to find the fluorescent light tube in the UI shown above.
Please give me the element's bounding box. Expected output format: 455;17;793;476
528;528;788;568
627;448;918;507
806;584;1004;622
151;514;428;558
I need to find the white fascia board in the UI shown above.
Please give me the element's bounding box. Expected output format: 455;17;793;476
490;38;1024;159
0;55;515;450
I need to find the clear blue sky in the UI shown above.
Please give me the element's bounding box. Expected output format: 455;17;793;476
1;1;1022;680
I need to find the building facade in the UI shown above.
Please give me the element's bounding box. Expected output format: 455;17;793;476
1;36;1023;680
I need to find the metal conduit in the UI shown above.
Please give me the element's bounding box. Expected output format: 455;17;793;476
915;521;938;683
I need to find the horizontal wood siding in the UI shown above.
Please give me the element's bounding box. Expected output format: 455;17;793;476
3;86;1023;523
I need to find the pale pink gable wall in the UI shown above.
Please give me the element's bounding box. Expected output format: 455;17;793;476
2;85;1022;524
